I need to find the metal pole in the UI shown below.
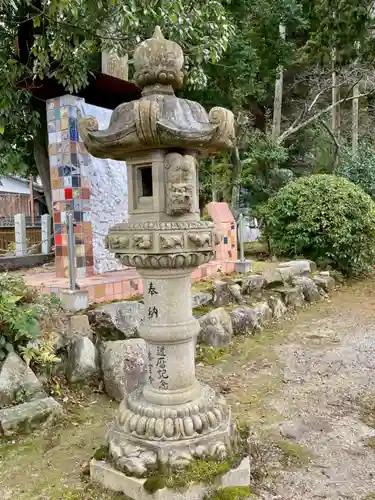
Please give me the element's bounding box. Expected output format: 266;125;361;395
67;212;77;291
239;213;245;262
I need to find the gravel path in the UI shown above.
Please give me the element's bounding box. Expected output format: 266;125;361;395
259;279;375;500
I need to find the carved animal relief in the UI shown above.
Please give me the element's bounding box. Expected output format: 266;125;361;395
160;234;184;249
133;234;152;250
165;152;196;216
188;232;211;248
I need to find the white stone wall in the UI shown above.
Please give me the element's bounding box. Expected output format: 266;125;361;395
77;101;128;274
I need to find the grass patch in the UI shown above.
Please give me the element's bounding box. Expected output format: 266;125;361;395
207;486;255;499
192;280;214;293
196;345;230;365
277;439;311;468
143;459;233;493
360;393;375;428
364;495;375;500
366;437;375;451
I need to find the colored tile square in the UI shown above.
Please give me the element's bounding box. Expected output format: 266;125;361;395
74;211;82;222
114;282;122;295
95;285;106;298
61;234;68;245
81;177;90;188
68;106;77;118
49;144;57;155
72;176;81;188
55;234;63;246
54;97;61;107
47;100;55;111
56;142;62;153
61;106;69;119
76;245;85;258
71;153;78;165
77;267;86;280
62;130;69;141
83;222;92;233
81;188;90;200
61;140;71;153
61;211;67;224
74;223;83;233
51;179;59;190
65;200;74;211
83;212;91;222
61;117;69;130
62;246;69;257
64;188;73;200
48;122;56;133
85;256;94;267
50;156;58;168
47;109;55;121
73;199;82;211
55;120;61;132
70;142;77;153
64;176;72;188
72;188;81;199
75;234;84;244
69;118;79;141
223;236;228;244
53;212;61;224
55;108;61;120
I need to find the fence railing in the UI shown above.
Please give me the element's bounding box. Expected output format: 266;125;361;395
0;214;52;255
0;216;42;228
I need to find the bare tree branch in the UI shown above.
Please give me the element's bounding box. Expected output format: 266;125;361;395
277;90;375;144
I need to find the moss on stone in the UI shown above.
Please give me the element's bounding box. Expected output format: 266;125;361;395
192;280;214;293
92;444;109;461
143;458;234;493
193;305;214;316
207;486;255;499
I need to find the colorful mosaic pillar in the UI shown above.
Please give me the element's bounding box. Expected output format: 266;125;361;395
47;95;93;279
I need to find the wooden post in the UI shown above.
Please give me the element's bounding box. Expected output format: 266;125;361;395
29;176;35;225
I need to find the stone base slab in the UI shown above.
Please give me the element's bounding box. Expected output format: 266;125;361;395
90;455;250;500
60;289;89;312
0;397;63;436
235;260;252;274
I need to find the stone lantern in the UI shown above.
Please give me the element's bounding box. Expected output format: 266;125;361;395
79;27;246;497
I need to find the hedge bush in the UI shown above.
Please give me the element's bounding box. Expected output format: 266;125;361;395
261;174;375;275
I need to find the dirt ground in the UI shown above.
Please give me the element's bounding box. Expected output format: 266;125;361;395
1;277;375;499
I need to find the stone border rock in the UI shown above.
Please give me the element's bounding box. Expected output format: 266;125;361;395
196;261;336;347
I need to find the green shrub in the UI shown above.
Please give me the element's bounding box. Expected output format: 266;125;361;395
0;274;61;370
261;174;375;275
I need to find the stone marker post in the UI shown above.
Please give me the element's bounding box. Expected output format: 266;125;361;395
41;214;52;254
14;213;27;256
235;213;252;274
79;27;248;497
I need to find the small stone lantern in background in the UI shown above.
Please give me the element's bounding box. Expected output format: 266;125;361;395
79;27;248;497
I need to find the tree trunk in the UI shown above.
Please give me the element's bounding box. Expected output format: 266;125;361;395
32;101;52;214
352;83;359;154
272;24;285;142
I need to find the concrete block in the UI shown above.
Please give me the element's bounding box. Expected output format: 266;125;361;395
60;289;89;312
